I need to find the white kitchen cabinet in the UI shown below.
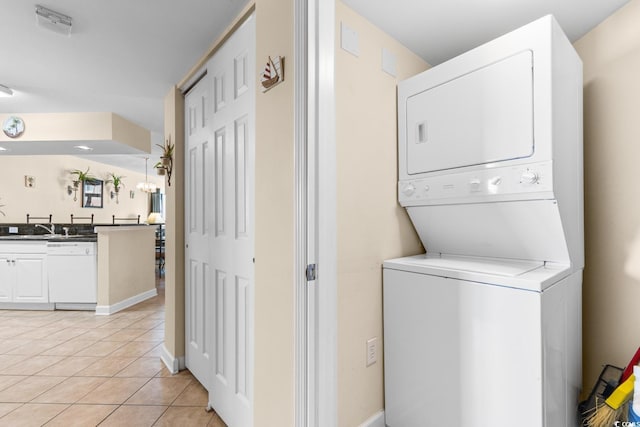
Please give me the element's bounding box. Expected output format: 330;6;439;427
0;242;48;303
0;255;12;301
13;255;48;302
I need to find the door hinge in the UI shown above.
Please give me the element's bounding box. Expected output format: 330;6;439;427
306;264;316;281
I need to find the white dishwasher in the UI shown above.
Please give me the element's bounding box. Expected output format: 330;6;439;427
47;241;97;309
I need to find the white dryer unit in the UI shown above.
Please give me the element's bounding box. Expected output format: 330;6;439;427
384;15;583;427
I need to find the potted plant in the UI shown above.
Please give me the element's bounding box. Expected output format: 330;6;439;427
69;167;96;201
105;172;125;204
105;173;125;193
157;136;174;167
154;161;166;175
69;167;96;187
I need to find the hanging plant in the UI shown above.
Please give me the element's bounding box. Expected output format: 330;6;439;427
68;167;96;202
69;167;96;186
105;172;126;204
105;173;126;193
156;137;175;164
153;161;166;175
155;136;174;186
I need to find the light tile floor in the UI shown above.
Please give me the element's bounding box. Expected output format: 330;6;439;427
0;278;227;426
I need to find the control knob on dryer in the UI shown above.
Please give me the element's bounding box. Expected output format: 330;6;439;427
521;170;539;184
402;183;416;197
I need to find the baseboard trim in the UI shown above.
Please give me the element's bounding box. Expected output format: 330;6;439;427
360;410;385;427
54;303;96;311
160;344;185;374
95;288;157;316
0;302;54;311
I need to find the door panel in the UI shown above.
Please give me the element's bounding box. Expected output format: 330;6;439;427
185;14;254;427
185;75;214;389
207;15;255;427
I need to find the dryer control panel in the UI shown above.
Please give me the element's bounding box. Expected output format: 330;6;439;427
399;161;553;206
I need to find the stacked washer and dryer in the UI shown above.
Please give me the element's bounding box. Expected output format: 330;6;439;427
383;16;583;426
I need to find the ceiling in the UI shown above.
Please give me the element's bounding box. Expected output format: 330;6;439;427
342;0;630;66
0;0;631;173
0;0;249;173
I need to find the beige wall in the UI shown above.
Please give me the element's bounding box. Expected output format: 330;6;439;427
335;2;427;425
0;112;150;153
574;0;640;393
254;0;295;424
0;155;162;224
162;86;185;363
96;225;156;307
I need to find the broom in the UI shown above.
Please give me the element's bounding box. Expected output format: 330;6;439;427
585;374;635;427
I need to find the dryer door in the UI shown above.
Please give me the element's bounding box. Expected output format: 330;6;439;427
406;50;534;174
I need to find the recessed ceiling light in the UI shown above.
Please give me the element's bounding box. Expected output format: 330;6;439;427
74;145;93;151
0;84;13;97
35;5;73;36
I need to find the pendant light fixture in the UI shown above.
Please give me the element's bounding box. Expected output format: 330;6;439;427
137;157;157;193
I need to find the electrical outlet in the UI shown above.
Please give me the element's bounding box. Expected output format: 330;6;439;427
366;337;377;367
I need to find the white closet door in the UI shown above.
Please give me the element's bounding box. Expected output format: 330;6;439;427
185;74;214;389
207;14;255;427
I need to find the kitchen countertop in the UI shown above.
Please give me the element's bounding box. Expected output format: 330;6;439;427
0;234;97;242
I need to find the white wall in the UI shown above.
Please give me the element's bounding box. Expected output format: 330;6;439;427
0;155;163;224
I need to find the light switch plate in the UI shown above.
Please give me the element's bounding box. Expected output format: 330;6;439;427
341;22;359;57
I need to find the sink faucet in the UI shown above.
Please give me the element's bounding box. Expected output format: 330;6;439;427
35;223;55;234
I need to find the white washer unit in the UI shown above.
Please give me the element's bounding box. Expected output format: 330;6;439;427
384;15;583;427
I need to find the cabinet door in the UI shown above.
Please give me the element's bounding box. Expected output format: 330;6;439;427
0;256;12;302
13;255;48;303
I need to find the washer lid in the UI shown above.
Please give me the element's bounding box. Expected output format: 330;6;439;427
383;254;572;292
414;255;542;277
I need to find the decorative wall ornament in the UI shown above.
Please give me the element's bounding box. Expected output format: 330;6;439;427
24;175;35;188
82;179;103;208
2;116;25;138
154;136;174;186
260;55;284;92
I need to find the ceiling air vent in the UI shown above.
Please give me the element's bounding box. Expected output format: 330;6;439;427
35;5;73;36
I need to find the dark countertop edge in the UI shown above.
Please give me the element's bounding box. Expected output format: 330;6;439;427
0;235;97;242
